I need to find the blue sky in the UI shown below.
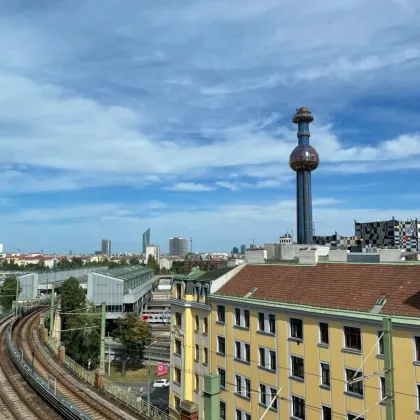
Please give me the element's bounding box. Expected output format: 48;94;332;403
1;0;420;254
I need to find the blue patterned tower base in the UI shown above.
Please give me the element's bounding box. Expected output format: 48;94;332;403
289;107;319;244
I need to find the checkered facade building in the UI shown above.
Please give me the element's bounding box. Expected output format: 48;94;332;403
313;218;420;253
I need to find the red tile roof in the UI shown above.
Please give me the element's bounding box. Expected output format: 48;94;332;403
215;263;420;317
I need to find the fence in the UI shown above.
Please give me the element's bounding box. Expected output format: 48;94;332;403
42;320;171;419
6;308;92;420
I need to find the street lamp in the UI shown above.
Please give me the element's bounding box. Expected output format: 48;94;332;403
147;340;157;409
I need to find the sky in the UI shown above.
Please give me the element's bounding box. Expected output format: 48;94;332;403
1;0;420;254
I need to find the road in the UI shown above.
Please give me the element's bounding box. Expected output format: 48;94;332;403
116;381;169;411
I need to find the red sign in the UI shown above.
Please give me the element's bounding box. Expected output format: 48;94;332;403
157;363;169;377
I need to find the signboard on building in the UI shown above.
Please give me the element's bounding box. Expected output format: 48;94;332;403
157;362;169;377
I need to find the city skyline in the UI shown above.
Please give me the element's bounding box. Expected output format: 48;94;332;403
0;1;420;253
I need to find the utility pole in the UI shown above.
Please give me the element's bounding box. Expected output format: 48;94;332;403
100;302;106;371
49;283;55;338
108;332;111;375
383;316;395;420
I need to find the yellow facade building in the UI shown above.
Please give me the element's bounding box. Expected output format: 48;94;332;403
169;261;420;420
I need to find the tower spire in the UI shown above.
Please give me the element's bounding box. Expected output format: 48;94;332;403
289;107;319;244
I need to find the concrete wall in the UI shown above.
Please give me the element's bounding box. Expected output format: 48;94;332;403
245;249;267;264
298;250;318;265
329;250;348;262
379;249;404;262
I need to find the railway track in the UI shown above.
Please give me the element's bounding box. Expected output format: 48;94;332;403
0;311;63;420
14;309;128;420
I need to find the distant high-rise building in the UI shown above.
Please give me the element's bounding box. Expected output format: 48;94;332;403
232;247;239;254
169;237;189;257
142;228;150;254
146;245;161;264
240;245;246;254
101;239;111;256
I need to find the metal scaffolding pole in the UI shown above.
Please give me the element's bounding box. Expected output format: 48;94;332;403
49;284;55;337
383;316;395;420
100;302;106;371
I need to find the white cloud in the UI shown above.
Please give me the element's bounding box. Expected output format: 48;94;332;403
215;181;238;191
167;182;215;192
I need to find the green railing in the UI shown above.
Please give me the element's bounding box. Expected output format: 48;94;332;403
42;323;171;419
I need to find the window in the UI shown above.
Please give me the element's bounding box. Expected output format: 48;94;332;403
220;401;226;420
244;309;250;328
175;312;182;327
218;336;226;355
235;341;241;359
203;317;208;334
417;385;420;411
203;347;208;364
218;368;226;388
195;374;199;390
174;395;180;411
321;363;330;387
195;286;200;302
235;409;251;420
175;339;182;355
235;308;241;325
259;347;276;371
195;315;199;331
378;331;384;355
245;378;251;398
269;350;276;371
195;344;199;361
415;337;420;361
346;369;363;396
291;356;304;379
258;312;265;330
235;375;241;394
380;377;386;400
245;344;250;362
259;347;266;368
290;318;303;340
344;327;361;351
322;406;332;420
271;388;278;410
176;284;182;299
174;367;181;384
348;415;364;420
320;322;329;344
217;305;225;323
269;314;276;333
292;395;305;419
235;375;250;399
260;384;267;405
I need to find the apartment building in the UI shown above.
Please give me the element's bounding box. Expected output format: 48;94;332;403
170;260;420;420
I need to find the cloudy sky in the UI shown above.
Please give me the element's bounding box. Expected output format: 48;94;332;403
1;0;420;254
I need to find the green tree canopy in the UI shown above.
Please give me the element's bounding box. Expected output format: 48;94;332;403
147;255;160;274
129;257;140;266
61;300;100;369
114;313;152;374
0;276;21;310
61;277;86;315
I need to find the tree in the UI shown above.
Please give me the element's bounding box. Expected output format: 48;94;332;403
114;313;152;375
147;255;160;274
61;300;100;368
172;260;185;274
61;277;86;316
129;257;140;266
0;277;21;310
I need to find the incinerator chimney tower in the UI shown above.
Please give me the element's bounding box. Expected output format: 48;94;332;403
289;107;319;244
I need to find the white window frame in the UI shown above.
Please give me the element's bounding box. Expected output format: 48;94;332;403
217;335;226;355
318;321;329;345
289;317;304;340
320;362;330;388
235;340;250;363
259;383;278;410
258;312;276;334
345;367;364;396
417;383;420;412
377;329;384;356
322;405;332;420
291;355;305;380
291;394;305;420
413;334;420;362
379;376;386;401
343;324;362;352
234;374;251;399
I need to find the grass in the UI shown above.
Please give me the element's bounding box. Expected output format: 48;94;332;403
106;363;168;382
